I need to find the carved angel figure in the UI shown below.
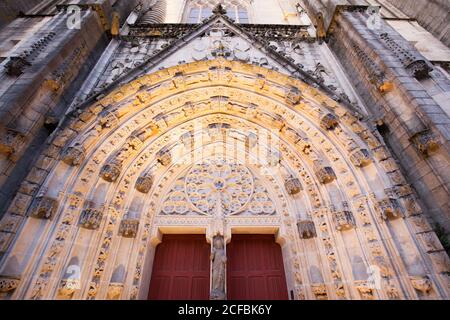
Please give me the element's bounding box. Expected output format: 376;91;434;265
210;236;227;300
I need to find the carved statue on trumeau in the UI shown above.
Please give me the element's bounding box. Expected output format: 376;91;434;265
210;235;227;300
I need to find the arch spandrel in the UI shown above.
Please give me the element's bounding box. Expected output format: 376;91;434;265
1;59;449;300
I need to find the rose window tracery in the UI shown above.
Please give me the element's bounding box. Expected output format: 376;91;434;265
185;159;254;215
159;158;277;216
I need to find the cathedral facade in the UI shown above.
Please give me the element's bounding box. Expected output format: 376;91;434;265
0;0;449;300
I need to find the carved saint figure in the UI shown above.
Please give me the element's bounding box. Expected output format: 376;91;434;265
210;235;227;300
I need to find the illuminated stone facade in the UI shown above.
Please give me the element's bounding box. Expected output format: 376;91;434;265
0;0;449;300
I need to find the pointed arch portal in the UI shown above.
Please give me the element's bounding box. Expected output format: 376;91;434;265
1;58;447;300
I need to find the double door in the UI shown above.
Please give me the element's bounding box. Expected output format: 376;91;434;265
148;234;288;300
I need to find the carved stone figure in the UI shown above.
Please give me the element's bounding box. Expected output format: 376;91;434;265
313;162;336;184
245;132;258;149
350;149;371;167
135;174;154;194
377;198;403;220
210;236;227;300
30;196;58;220
5;56;31;76
373;146;390;161
285;177;302;195
320;113;339;130
355;281;375;300
410;276;432;294
311;284;328;300
100;159;122;182
0;276;20;294
58;278;80;299
156;147;172;166
118;219;139;238
107;283;124;300
334;211;355;231
0;127;24;155
411;130;440;156
79;208;103;230
285;86;302;105
297;220;317;239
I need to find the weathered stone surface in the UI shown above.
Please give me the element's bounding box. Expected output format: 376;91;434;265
0;127;24;155
118;219;139;238
61;145;86;167
29;196;58;220
350;149;371;167
135;174;154;194
314;164;336;184
100;160;122;183
377;198;403;220
411;130;440;156
297;220;317;239
284;177;302;195
320;113;339;130
333;211;355;231
79;208;103;230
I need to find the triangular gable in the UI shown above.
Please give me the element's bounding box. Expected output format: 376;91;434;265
74;9;360;115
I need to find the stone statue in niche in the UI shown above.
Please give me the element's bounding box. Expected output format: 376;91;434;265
210;235;227;300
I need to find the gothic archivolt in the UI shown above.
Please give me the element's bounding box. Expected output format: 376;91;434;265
0;59;449;300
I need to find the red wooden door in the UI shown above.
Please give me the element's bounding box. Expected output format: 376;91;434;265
227;234;289;300
148;234;210;300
